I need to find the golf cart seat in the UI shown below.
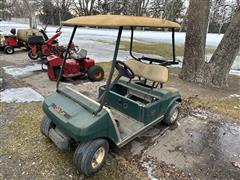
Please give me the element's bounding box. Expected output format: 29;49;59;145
125;60;168;84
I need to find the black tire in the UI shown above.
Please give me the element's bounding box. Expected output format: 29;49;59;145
40;115;53;137
4;46;14;54
87;66;104;81
73;139;109;176
28;50;39;60
23;42;30;51
162;102;180;126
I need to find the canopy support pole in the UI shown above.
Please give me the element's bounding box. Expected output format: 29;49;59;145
130;27;138;60
56;25;77;90
172;28;176;63
94;26;123;115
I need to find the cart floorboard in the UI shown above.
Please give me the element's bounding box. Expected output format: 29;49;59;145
110;108;144;140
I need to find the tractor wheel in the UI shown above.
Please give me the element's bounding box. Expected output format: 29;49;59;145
24;42;30;51
4;46;14;54
28;51;39;60
162;102;180;126
73;139;109;176
87;66;104;81
40;115;54;137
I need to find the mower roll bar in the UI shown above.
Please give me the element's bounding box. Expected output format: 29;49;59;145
39;29;49;41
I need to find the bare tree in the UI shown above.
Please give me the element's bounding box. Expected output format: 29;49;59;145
130;0;150;16
180;0;211;83
74;0;96;16
54;0;73;25
208;0;239;33
206;7;240;86
22;0;36;28
150;0;184;21
181;0;240;87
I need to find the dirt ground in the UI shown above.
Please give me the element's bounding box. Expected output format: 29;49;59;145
1;50;240;179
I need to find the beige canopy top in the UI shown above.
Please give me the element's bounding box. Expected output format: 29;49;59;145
63;15;180;28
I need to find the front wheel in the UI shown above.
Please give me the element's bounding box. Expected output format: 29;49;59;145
87;66;104;81
28;50;39;60
4;46;14;54
40;115;54;137
73;139;109;176
162;102;180;125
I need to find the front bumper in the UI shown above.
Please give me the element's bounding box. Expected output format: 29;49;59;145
49;127;70;150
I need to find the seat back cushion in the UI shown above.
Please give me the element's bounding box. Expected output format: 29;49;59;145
125;60;168;83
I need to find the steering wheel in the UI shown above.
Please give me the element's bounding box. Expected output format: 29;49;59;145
115;61;135;79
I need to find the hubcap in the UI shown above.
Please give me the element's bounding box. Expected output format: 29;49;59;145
31;53;38;58
91;147;105;169
95;71;102;79
170;108;179;122
7;49;13;53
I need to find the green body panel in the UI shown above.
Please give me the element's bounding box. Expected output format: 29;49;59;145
42;87;119;143
99;79;181;125
104;90;143;122
42;78;181;146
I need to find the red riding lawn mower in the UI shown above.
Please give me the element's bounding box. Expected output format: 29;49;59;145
0;28;33;54
28;27;78;60
47;49;104;81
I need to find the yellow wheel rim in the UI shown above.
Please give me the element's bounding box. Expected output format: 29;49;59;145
91;147;105;169
170;108;179;122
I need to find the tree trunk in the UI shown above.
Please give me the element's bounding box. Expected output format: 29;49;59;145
181;4;240;87
207;7;240;87
180;0;210;82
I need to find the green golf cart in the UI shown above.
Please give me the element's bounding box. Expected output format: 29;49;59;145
41;15;181;176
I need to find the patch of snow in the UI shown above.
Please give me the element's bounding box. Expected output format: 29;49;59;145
3;64;44;77
1;21;239;75
0;21;224;47
229;94;240;98
232;161;240;169
0;87;43;103
192;109;209;120
141;161;158;180
229;70;240;76
170;56;240;76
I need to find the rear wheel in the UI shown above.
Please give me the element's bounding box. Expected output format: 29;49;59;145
4;46;14;54
28;50;39;60
73;139;109;176
87;66;104;81
40;115;54;137
162;102;180;125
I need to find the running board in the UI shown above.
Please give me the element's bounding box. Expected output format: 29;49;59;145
117;115;164;148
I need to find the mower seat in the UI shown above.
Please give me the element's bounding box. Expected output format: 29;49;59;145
71;49;87;61
125;60;168;84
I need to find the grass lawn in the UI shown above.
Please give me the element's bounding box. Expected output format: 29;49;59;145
0;102;147;179
97;39;216;58
120;40;215;58
192;97;240;119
